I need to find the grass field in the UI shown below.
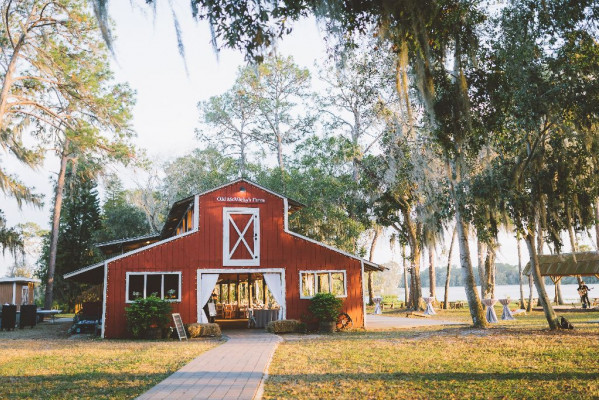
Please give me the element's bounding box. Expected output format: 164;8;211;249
264;309;599;399
0;320;220;399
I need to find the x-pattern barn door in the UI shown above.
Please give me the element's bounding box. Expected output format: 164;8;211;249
223;207;260;266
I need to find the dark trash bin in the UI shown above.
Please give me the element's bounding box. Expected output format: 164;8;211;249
1;305;17;331
19;305;37;329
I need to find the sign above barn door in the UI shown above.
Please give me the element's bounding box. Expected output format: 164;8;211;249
223;207;260;266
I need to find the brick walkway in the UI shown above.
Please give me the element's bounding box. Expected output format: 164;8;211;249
137;330;281;400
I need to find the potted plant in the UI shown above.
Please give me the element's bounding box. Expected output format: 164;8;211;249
308;293;343;333
125;295;172;339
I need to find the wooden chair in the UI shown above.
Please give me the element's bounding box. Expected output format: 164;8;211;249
216;304;224;319
224;304;233;319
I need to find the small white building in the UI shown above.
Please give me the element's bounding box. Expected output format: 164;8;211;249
0;277;40;311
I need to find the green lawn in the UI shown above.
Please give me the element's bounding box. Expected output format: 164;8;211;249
264;310;599;399
0;320;220;399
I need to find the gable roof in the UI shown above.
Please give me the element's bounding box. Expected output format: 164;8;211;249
161;179;305;238
67;179;384;282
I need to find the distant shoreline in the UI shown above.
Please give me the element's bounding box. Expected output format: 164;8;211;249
390;283;597;303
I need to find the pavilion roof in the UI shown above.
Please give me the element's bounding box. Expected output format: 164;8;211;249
522;251;599;278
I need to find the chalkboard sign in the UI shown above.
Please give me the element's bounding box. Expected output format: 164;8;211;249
172;313;187;341
208;302;217;317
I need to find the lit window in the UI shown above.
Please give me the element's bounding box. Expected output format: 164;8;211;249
126;272;181;302
176;208;195;235
300;270;346;299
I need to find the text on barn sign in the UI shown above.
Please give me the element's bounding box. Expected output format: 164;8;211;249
216;196;266;203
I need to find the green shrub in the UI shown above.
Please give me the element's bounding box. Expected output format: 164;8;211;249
308;293;343;322
186;323;222;338
125;295;172;339
266;319;305;334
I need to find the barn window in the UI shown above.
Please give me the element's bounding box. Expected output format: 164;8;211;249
126;272;181;302
299;271;347;299
175;207;195;235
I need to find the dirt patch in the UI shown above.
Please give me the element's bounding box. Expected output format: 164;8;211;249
0;319;72;340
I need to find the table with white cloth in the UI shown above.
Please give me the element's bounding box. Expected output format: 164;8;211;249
499;298;514;320
482;298;498;323
251;309;279;328
422;297;436;315
373;296;383;315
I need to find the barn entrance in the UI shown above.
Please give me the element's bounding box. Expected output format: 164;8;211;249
197;269;285;329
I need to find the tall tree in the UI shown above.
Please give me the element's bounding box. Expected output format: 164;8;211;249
318;48;395;181
239;55;314;178
196;83;260;177
444;226;457;309
262;135;369;253
37;165;102;310
162;147;248;206
95;174;152;242
18;0;137;309
485;0;599;329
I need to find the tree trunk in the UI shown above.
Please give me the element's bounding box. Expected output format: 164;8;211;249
44;146;69;310
367;227;381;306
444;227;457;309
456;214;487;328
428;243;437;300
527;274;534;312
566;222;584;285
517;236;526;309
595;199;599;251
483;241;496;299
477;240;486;299
402;244;409;306
556;280;564;305
447;157;486;328
402;212;422;311
524;229;559;330
239;134;247;177
276;135;285;178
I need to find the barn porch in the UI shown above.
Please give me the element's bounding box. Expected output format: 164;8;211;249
200;271;283;329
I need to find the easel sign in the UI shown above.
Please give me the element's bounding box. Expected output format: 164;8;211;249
172;313;187;341
208;302;217;317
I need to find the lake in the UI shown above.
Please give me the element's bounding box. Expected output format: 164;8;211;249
393;283;597;303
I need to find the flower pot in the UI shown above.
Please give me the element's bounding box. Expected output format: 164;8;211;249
145;326;162;340
319;321;336;333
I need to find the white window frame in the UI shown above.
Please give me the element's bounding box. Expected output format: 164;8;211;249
299;270;347;299
125;271;182;303
223;207;260;266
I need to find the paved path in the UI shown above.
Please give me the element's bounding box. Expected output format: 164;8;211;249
366;314;464;330
137;330;281;400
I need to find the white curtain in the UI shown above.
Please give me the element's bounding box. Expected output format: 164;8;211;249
263;273;284;320
200;274;219;323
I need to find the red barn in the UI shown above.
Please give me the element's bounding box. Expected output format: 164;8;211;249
65;179;383;338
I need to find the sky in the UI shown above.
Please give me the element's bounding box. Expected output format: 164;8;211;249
1;1;597;277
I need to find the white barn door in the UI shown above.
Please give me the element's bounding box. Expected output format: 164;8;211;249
223;207;260;266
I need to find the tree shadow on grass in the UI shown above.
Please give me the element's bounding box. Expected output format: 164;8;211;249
0;371;171;399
